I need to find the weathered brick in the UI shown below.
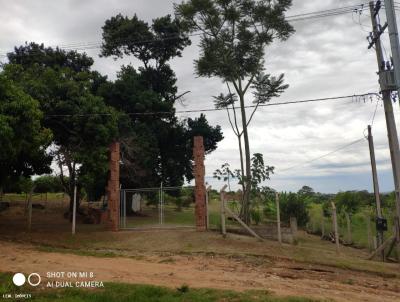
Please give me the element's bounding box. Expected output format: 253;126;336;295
193;136;206;231
106;141;120;231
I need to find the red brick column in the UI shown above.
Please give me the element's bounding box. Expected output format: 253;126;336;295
193;136;207;231
107;141;120;231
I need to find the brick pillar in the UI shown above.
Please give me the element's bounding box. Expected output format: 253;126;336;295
193;136;207;231
107;141;120;231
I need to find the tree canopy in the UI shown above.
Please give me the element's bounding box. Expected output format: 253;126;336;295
3;43;119;210
0;74;52;190
100;14;223;188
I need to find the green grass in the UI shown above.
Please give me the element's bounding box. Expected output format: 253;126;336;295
0;273;319;302
3;192;65;203
124;204;196;227
37;245;120;258
123;198;240;228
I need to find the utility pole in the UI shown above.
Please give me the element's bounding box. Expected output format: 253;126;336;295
369;1;400;260
367;125;385;259
383;0;400;97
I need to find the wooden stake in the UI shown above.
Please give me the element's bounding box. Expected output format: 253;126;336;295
224;206;263;241
206;185;212;230
27;188;34;232
345;211;352;244
331;202;340;254
275;192;282;244
72;185;77;235
290;217;298;241
220;185;227;237
368;236;396;260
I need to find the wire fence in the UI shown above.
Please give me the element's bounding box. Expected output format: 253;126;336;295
120;186;196;230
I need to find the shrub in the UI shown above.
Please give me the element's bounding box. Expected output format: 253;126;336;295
280;192;309;227
34;175;64;193
250;208;262;225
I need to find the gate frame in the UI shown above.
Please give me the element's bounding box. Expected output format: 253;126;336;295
119;185;195;230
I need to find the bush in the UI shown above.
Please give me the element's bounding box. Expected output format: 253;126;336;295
34;175;64;193
280;192;309;227
250;208;262;225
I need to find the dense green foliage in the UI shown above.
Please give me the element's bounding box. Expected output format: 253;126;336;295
0;74;52;190
279;192;309;227
33;175;64;193
100;14;223;189
1;12;223;211
3;43;119;210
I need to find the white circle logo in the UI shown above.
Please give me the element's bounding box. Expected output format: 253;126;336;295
27;273;41;287
12;273;26;286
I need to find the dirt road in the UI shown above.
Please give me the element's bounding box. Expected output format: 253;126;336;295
0;240;399;301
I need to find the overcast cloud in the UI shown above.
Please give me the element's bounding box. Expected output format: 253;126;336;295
1;0;400;193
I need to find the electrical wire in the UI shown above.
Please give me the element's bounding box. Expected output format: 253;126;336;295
41;93;378;118
277;138;366;173
0;3;374;59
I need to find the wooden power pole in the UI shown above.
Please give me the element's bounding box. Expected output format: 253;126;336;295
367;125;385;260
369;1;400;260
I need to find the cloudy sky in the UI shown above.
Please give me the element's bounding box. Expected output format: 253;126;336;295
1;0;400;193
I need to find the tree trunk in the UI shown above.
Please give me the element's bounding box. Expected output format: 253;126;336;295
238;92;252;224
0;186;3;202
238;136;246;193
237;135;246;218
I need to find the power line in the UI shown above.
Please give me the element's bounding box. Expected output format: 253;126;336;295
277;138;366;174
0;3;375;59
42;93;377;118
278;92;382;174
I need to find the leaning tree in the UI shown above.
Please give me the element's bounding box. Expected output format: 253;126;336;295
175;0;294;223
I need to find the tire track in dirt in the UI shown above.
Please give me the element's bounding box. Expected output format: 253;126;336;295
0;241;399;302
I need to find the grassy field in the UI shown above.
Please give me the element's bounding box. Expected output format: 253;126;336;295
2;192;66;203
0;273;317;302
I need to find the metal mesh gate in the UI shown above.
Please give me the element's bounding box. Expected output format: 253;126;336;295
120;186;195;229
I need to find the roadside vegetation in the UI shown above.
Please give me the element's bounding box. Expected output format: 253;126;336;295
0;273;317;302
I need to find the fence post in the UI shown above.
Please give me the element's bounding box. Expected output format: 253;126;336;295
275;192;282;244
290;217;298;240
220;185;227;237
72;185;77;235
27;188;34;232
206;185;212;230
331;201;340;254
345;211;352;244
321;215;325;239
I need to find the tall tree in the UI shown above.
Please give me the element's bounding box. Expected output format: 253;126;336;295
175;0;294;223
4;43;119;212
100;14;223;189
0;74;52;196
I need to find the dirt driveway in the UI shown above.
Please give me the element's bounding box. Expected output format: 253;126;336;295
0;240;399;302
